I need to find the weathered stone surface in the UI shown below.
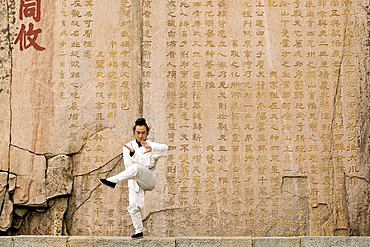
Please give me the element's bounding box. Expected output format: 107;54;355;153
0;0;369;238
254;237;300;247
346;176;370;236
14;197;69;235
65;128;129;236
0;0;12;174
345;4;370;235
176;237;252;247
10;146;47;207
46;155;73;200
0;173;11;230
13;236;68;247
68;236;176;247
141;0;370;237
5;236;370;246
0;0;14;233
0;192;13;231
0;237;13;247
301;236;370;247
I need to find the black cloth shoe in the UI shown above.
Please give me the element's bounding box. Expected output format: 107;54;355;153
131;232;144;239
99;179;116;188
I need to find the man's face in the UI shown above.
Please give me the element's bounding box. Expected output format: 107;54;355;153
134;125;148;142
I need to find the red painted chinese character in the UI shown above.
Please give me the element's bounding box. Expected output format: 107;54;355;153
19;0;41;22
32;226;42;235
14;23;45;51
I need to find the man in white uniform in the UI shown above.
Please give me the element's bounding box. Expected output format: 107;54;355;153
100;118;168;239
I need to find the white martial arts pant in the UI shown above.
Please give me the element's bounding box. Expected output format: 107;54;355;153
106;164;157;234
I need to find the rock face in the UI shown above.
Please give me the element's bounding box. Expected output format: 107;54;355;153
0;0;369;237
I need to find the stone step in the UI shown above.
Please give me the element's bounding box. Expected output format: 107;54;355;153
1;236;370;247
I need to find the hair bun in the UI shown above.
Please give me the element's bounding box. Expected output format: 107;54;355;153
133;118;150;133
135;118;147;125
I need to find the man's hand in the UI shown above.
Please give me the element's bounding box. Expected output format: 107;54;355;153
141;141;152;154
122;142;134;152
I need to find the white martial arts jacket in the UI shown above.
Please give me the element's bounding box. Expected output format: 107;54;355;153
123;139;168;192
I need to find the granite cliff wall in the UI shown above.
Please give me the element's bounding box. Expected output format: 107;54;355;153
0;0;369;237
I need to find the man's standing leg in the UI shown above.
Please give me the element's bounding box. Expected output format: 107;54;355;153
127;186;145;238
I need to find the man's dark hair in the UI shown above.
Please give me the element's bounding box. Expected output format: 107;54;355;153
133;118;150;133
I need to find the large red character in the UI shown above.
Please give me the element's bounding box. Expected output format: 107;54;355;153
19;0;41;22
14;23;45;51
